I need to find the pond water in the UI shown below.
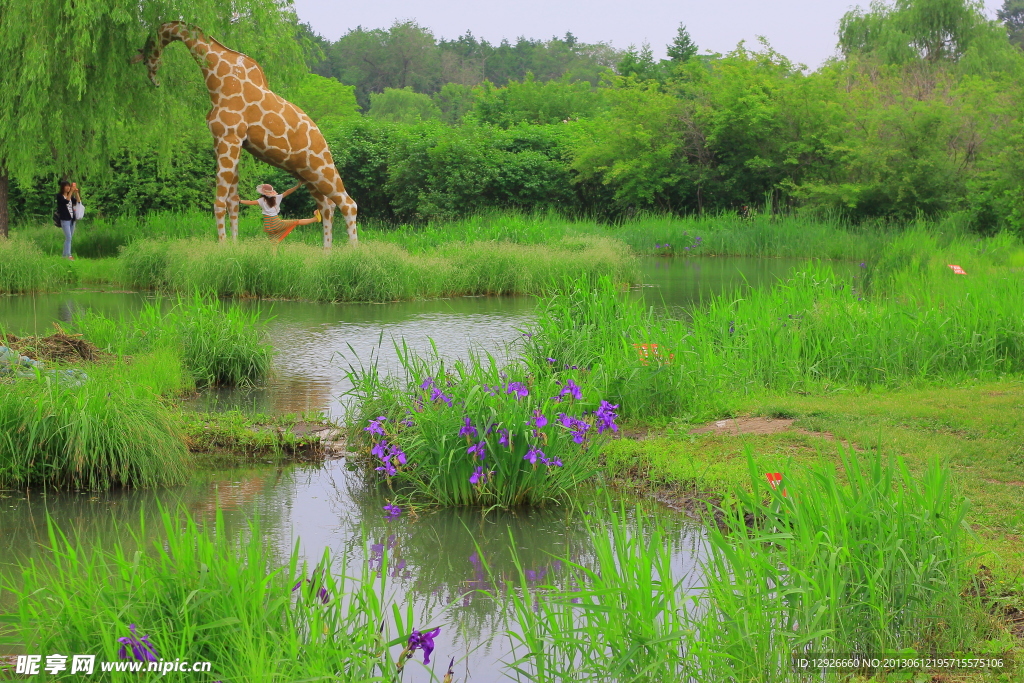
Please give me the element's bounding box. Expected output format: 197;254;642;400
1;256;832;420
0;256;832;679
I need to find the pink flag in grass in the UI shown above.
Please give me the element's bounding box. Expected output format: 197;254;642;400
947;264;966;275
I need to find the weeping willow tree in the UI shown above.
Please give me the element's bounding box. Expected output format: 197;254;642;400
838;0;1007;63
0;0;309;237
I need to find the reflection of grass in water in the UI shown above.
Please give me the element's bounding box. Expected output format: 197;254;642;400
509;449;995;682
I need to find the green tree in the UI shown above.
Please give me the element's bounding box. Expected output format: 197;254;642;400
617;43;661;80
368;87;442;124
998;0;1024;46
285;73;360;127
0;0;304;236
838;0;1003;63
666;24;699;62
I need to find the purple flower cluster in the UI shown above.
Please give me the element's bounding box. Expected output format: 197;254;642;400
552;379;583;402
505;381;529;398
557;413;590;444
524;446;563;467
366;416;407;477
458;416;478;439
383;504;402;519
117;625;158;662
467;441;487;460
593;400;619;434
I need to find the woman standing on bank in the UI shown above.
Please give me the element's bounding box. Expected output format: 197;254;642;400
55;180;81;260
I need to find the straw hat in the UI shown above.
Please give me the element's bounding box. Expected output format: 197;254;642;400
256;183;276;196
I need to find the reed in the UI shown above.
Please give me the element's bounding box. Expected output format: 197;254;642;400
0;363;189;490
1;509;400;682
117;235;637;302
0;238;75;293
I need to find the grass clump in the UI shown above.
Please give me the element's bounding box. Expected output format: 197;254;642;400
0;364;189;490
0;510;401;681
0;238;75;293
695;449;981;680
508;450;999;682
74;294;272;388
346;346;616;508
117;235;637;302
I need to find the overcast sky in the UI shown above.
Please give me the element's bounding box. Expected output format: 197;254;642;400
293;0;1006;70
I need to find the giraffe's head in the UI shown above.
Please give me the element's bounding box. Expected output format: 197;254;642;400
130;22;192;87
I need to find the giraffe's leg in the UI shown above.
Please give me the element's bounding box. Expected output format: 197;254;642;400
213;137;242;243
306;174;357;249
308;188;335;249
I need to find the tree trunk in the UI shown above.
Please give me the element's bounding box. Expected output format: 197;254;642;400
0;166;9;239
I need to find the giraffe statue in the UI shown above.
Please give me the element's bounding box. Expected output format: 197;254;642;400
132;22;357;248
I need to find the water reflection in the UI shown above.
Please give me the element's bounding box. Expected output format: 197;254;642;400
0;461;705;681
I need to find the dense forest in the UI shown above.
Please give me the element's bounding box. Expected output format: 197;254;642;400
6;0;1024;233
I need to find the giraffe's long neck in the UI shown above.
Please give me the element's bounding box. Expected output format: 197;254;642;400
148;22;219;87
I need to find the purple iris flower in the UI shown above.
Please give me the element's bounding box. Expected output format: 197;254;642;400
467;441;487;460
407;627;441;664
430;387;452;406
364;416;387;436
594;400;619;434
860;262;867;269
540;454;564;467
383;504;402;519
524;446;543;464
498;428;511;448
531;409;548;429
389;443;407;465
371;440;388;459
117;624;158;662
458;416;478;439
419;377;435;390
469;466;491;485
557;413;590;444
400;417;415;428
546;357;557;364
506;381;529;398
375;462;397;477
292;577;330;604
559;380;583;401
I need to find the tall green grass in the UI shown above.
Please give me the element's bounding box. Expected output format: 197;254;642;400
0;363;189;490
504;450;987;682
118;235;636;302
525;246;1024;421
1;510;401;681
74;295;272;388
0;238;75;293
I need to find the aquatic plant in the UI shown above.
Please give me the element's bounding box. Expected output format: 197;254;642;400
1;510;399;681
346;346;612;508
525;258;1024;420
73;294;272;387
0;362;189;490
